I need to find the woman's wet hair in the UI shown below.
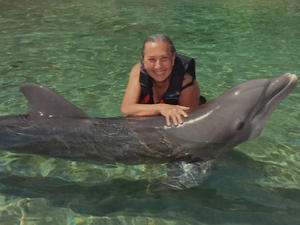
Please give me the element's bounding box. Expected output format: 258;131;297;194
141;34;176;59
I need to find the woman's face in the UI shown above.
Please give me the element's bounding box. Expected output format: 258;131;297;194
143;41;175;83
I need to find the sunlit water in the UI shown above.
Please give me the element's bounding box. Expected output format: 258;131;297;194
0;0;300;224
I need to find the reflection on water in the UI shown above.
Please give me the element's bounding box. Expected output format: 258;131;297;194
0;0;299;224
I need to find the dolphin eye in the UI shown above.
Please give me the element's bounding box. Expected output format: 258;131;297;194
236;121;245;131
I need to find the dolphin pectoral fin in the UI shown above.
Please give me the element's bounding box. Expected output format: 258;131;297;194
148;159;216;192
20;84;89;118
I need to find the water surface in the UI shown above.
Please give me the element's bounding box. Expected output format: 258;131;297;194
0;0;299;224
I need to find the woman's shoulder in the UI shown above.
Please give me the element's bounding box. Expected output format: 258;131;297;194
131;62;141;73
182;73;194;86
129;63;142;79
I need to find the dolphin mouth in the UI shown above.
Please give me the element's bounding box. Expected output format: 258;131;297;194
263;73;298;114
250;73;298;139
265;73;298;101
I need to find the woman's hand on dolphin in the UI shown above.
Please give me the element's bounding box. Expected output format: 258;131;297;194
159;104;189;126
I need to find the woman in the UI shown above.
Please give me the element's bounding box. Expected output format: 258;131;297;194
121;34;202;126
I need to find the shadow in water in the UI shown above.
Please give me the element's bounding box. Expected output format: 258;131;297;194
0;149;299;225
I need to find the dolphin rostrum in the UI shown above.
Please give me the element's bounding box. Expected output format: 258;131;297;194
0;74;298;165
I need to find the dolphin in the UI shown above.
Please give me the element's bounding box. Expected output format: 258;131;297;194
0;73;298;166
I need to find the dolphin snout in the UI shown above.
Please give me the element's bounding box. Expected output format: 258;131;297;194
286;73;298;81
266;73;298;99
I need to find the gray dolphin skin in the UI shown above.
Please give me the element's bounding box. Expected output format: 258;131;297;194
0;73;298;166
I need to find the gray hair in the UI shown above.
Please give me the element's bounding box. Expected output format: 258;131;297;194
141;34;176;59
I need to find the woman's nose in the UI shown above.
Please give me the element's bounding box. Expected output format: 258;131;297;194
154;59;162;69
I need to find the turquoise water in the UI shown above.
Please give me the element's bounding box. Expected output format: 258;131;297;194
0;0;300;224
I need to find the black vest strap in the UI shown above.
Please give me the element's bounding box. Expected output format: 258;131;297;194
139;54;195;105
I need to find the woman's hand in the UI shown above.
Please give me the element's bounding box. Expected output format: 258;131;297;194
159;104;189;126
